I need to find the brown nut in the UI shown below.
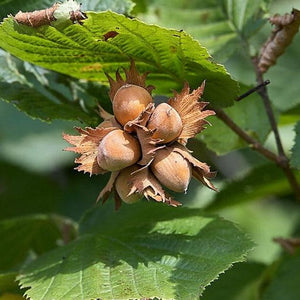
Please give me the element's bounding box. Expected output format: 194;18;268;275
147;103;182;143
151;147;191;192
115;166;143;204
97;129;141;171
113;84;153;126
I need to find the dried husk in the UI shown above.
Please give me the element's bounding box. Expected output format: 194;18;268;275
63;126;117;175
168;81;215;144
129;167;182;207
172;143;217;191
106;60;154;101
258;9;300;73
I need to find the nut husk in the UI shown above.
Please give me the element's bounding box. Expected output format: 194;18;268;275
97;129;141;171
151;147;192;192
147;103;183;143
113;84;153;126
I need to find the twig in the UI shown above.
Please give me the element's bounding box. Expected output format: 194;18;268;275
252;57;286;158
214;108;279;163
215;107;300;200
252;56;300;200
236;80;270;101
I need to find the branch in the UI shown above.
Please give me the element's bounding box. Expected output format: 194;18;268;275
214;107;279;163
215;107;300;200
252;56;286;158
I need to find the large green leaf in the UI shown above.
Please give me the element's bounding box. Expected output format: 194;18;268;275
0;50;100;124
291;121;300;170
206;164;300;211
19;202;253;300
139;0;270;62
261;250;300;300
0;11;238;108
0;215;66;272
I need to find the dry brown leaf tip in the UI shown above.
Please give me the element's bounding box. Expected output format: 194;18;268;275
168;81;215;144
258;9;300;73
63;126;118;175
64;61;217;209
14;1;86;27
106;60;154;101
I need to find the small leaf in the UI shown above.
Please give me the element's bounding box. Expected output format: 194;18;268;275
19;203;253;300
291;121;300;170
0;12;238;108
0;215;64;271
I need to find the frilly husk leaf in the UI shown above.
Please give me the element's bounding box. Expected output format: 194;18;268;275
96;171;119;203
96;104;121;129
124;103;155;132
135;125;165;166
106;60;155;101
168;81;215;144
258;9;300;73
129;168;182;207
172;143;217;191
63;126;117;175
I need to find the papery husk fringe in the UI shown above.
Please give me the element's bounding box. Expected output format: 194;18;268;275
63;126;117;175
168;81;215;144
106;60;155;101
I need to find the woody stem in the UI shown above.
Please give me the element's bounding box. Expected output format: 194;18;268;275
214;104;300;201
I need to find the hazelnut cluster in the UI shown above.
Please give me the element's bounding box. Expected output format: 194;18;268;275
63;61;216;209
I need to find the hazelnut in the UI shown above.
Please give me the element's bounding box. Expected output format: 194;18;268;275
113;84;153;125
147;103;183;143
97;129;141;171
151;147;192;192
115;166;143;204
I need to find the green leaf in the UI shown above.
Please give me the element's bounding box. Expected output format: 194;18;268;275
138;0;270;62
200;85;271;154
0;159;109;221
0;50;99;124
0;215;65;271
261;250;300;300
206;164;300;211
202;262;265;300
0;11;238;108
291;121;300;170
0;160;62;220
19;203;253;300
